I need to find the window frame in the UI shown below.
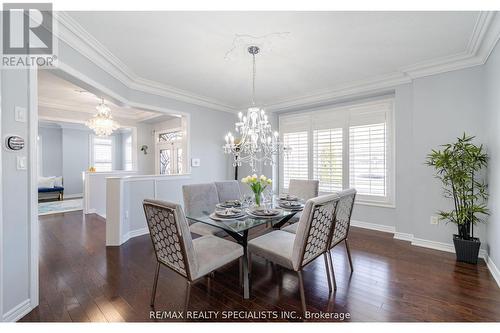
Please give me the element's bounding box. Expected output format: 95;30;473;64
154;127;186;175
278;97;395;208
90;135;115;172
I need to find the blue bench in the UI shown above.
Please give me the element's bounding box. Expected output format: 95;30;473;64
38;186;64;201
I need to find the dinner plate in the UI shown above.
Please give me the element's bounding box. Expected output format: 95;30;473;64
209;212;245;221
278;201;304;210
217;200;242;208
279;195;299;201
247;208;282;218
215;208;244;218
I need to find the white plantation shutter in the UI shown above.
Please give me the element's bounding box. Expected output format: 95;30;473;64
282;131;309;189
313;128;343;192
349;123;386;197
279;97;394;205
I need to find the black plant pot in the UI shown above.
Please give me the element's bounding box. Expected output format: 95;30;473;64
453;234;481;264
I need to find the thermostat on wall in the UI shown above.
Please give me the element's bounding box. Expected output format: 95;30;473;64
191;158;201;167
5;135;25;151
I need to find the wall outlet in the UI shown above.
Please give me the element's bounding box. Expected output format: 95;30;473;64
430;216;439;225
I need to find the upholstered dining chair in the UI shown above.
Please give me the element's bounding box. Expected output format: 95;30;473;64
215;180;242;203
285;179;320;224
248;193;340;313
325;188;356;290
288;179;319;200
143;199;243;309
182;183;226;237
282;189;357;291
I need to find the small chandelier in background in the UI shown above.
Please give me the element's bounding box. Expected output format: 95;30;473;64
86;98;120;136
223;46;288;171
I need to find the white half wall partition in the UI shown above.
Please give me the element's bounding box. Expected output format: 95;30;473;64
83;170;137;218
106;173;194;246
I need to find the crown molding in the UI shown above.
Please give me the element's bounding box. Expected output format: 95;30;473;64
53;12;236;113
264;11;500;112
38;99;162;124
262;71;411;112
53;11;500;114
401;11;500;79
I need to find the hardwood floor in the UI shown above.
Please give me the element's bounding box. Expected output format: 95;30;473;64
20;211;500;322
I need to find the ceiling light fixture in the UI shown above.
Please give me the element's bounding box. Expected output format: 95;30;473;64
86;98;120;136
223;45;287;171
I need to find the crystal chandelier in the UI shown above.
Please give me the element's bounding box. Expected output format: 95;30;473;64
223;46;287;171
86;98;120;136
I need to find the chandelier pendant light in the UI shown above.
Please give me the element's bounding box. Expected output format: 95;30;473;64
223;46;288;171
86;98;120;137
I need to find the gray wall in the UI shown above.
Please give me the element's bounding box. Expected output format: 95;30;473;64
61;128;90;195
1;69;33;319
486;40;500;272
38;126;62;177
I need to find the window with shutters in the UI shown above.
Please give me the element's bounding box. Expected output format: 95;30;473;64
313;128;343;193
349;123;386;197
279;97;394;206
282;131;309;190
92;136;113;172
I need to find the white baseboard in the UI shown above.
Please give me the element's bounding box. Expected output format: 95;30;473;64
122;227;149;244
351;220;499;289
393;232;413;241
351;219;396;233
2;299;32;322
64;193;83;199
484;253;500;288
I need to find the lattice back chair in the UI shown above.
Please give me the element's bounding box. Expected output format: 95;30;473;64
143;199;243;309
291;194;340;311
143;199;197;307
326;188;357;290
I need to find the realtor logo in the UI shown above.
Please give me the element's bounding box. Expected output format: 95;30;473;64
2;3;57;68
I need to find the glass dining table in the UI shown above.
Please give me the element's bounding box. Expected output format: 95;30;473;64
186;200;301;299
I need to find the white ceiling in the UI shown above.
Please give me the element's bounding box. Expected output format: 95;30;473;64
38;70;175;123
65;11;482;110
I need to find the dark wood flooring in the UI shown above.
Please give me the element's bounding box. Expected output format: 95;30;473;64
20;211;500;322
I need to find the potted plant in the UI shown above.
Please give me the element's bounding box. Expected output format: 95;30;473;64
426;133;488;264
241;174;272;207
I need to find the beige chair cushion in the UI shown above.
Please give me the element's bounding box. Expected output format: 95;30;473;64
192;235;243;280
248;230;296;270
189;222;227;237
282;222;298;234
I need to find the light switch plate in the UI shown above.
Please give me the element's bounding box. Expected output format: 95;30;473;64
191;158;200;167
17;156;27;170
15;106;27;123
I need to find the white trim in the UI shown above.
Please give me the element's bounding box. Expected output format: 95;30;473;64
64;193;83;199
350;219;396;234
52;12;500;114
122;227;150;244
484;254;500;288
53;12;235;113
2;299;31;322
393;232;413;242
0;58;3;321
28;67;39;313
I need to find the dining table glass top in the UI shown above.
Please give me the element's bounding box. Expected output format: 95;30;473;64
185;196;303;234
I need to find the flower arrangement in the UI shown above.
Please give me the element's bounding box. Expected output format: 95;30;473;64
241;174;272;206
